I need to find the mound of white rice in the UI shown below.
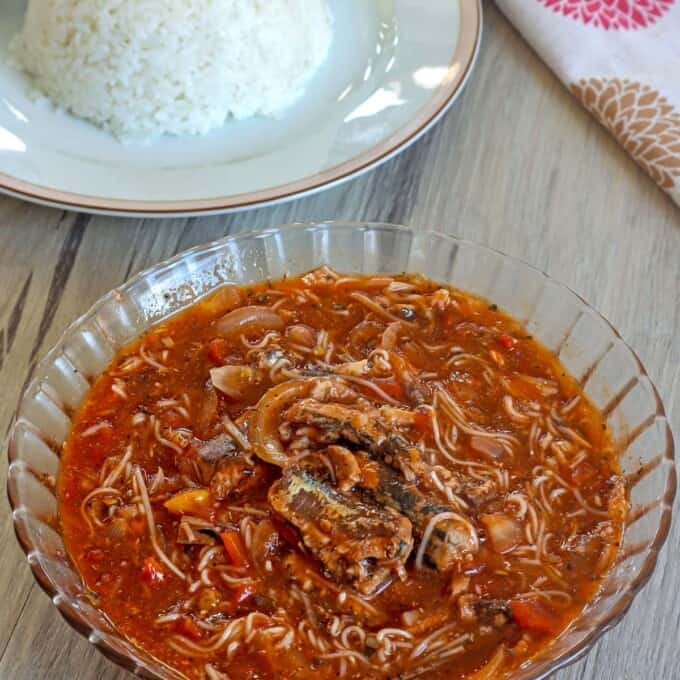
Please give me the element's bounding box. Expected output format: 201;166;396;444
11;0;332;140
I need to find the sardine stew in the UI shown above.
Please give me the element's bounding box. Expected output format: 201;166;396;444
59;268;626;679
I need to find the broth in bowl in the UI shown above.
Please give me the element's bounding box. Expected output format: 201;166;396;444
59;267;626;679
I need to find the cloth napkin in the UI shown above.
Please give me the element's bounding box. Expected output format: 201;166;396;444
495;0;680;206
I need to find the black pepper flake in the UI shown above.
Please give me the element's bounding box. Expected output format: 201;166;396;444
488;304;498;311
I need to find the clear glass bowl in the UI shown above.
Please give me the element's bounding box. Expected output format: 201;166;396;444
6;222;676;679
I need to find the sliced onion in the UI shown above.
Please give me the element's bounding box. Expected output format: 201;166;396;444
194;383;218;438
200;285;242;316
401;609;420;627
480;513;522;554
250;519;281;576
470;435;504;460
216;306;284;339
286;324;316;347
379;322;402;350
249;380;311;466
348;320;383;349
210;365;254;399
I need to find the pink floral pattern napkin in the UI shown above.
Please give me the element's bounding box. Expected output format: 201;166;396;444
495;0;680;205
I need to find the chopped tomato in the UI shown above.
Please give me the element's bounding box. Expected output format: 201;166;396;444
142;556;165;585
176;617;202;639
498;334;517;350
220;530;250;567
208;338;229;364
378;381;406;400
232;583;255;606
412;411;431;434
510;599;560;633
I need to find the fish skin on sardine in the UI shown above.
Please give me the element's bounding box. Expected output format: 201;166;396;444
268;464;413;595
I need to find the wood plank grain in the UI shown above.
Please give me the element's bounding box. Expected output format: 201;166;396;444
0;5;678;679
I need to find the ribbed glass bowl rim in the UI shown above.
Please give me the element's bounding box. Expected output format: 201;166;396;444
6;221;677;679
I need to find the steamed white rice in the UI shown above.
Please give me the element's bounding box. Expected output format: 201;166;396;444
11;0;332;141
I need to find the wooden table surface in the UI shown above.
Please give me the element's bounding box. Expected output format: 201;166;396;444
0;6;678;680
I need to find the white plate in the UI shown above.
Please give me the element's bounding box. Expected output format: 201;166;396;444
0;0;481;217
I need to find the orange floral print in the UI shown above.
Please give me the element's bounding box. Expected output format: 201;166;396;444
571;78;680;190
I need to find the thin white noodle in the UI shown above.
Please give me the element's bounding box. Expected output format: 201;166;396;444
546;469;611;517
153;419;183;454
443;422;459;451
80;487;121;529
318;453;336;484
155;612;181;624
219;572;256;587
436;389;519;450
117;356;143;373
102;446;133;488
169;616;250;655
276;629;295;650
561;395;581;415
519;589;573;605
134;467;186;581
205;664;230;680
222;414;251;451
377;628;413;642
81;422;112;438
175;406;190;420
329;617;342;637
226;640;240;660
570;450;589;469
349;291;407;324
340;625;366;648
503;395;532;424
270;298;288;311
329;373;402;406
409;625;463;660
321;650;370;664
558;424;593;449
111;382;127;399
225;505;268;517
148;467;165;495
430;410;491;470
526;501;540;539
506;493;529;520
139;344;166;371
